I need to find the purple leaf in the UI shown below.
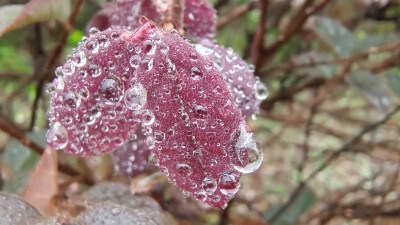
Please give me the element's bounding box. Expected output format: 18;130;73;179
195;39;268;117
112;126;155;177
47;20;263;208
89;0;216;40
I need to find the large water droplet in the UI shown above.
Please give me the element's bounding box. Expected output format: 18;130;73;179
46;122;68;149
254;80;268;100
202;177;217;195
230;123;263;174
124;83;147;110
98;75;124;104
219;171;240;196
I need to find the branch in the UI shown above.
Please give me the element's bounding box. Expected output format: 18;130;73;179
250;0;269;71
262;0;332;64
217;1;257;29
0;114;93;184
29;0;84;130
267;105;400;224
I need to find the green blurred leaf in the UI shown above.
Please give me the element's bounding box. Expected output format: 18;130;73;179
312;16;355;57
386;70;400;98
2;131;45;194
263;186;317;225
67;29;85;47
347;71;391;112
312;16;399;57
0;0;71;37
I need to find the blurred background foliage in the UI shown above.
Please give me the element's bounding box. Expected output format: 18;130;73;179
1;0;400;224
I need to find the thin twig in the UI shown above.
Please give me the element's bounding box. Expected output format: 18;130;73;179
217;1;257;29
267;105;400;224
29;0;84;130
262;0;332;64
250;0;269;71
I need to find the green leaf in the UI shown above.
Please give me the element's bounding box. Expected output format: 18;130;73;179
347;71;391;112
2;131;45;194
0;0;71;37
312;16;355;57
386;70;400;98
263;186;317;225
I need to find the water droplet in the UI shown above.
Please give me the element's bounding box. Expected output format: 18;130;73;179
88;27;100;36
143;40;157;55
188;12;195;20
72;51;86;67
202;177;217;194
129;55;141;68
86;40;99;54
111;207;120;216
219;171;240;196
141;58;154;71
190;67;203;80
210;194;221;202
254;80;268;100
160;43;169;54
195;44;213;56
230;123;263;174
124;83;147;110
98;34;110;47
142;110;155;126
175;163;193;176
145;136;155;149
62;61;75;75
98;75;124;103
47;122;68;149
88;64;102;77
193;104;208;119
154;131;165;143
194;189;207;201
63;91;80;109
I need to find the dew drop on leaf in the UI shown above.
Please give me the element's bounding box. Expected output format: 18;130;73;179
230;123;263;174
46;122;68;150
124;83;147;110
219;171;240;196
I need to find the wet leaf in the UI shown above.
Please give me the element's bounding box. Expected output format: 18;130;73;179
89;0;216;40
47;20;264;208
386;70;400;98
312;16;355;57
82;182;166;225
263;187;316;225
0;0;71;37
347;70;391;112
76;203;157;225
0;193;44;225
